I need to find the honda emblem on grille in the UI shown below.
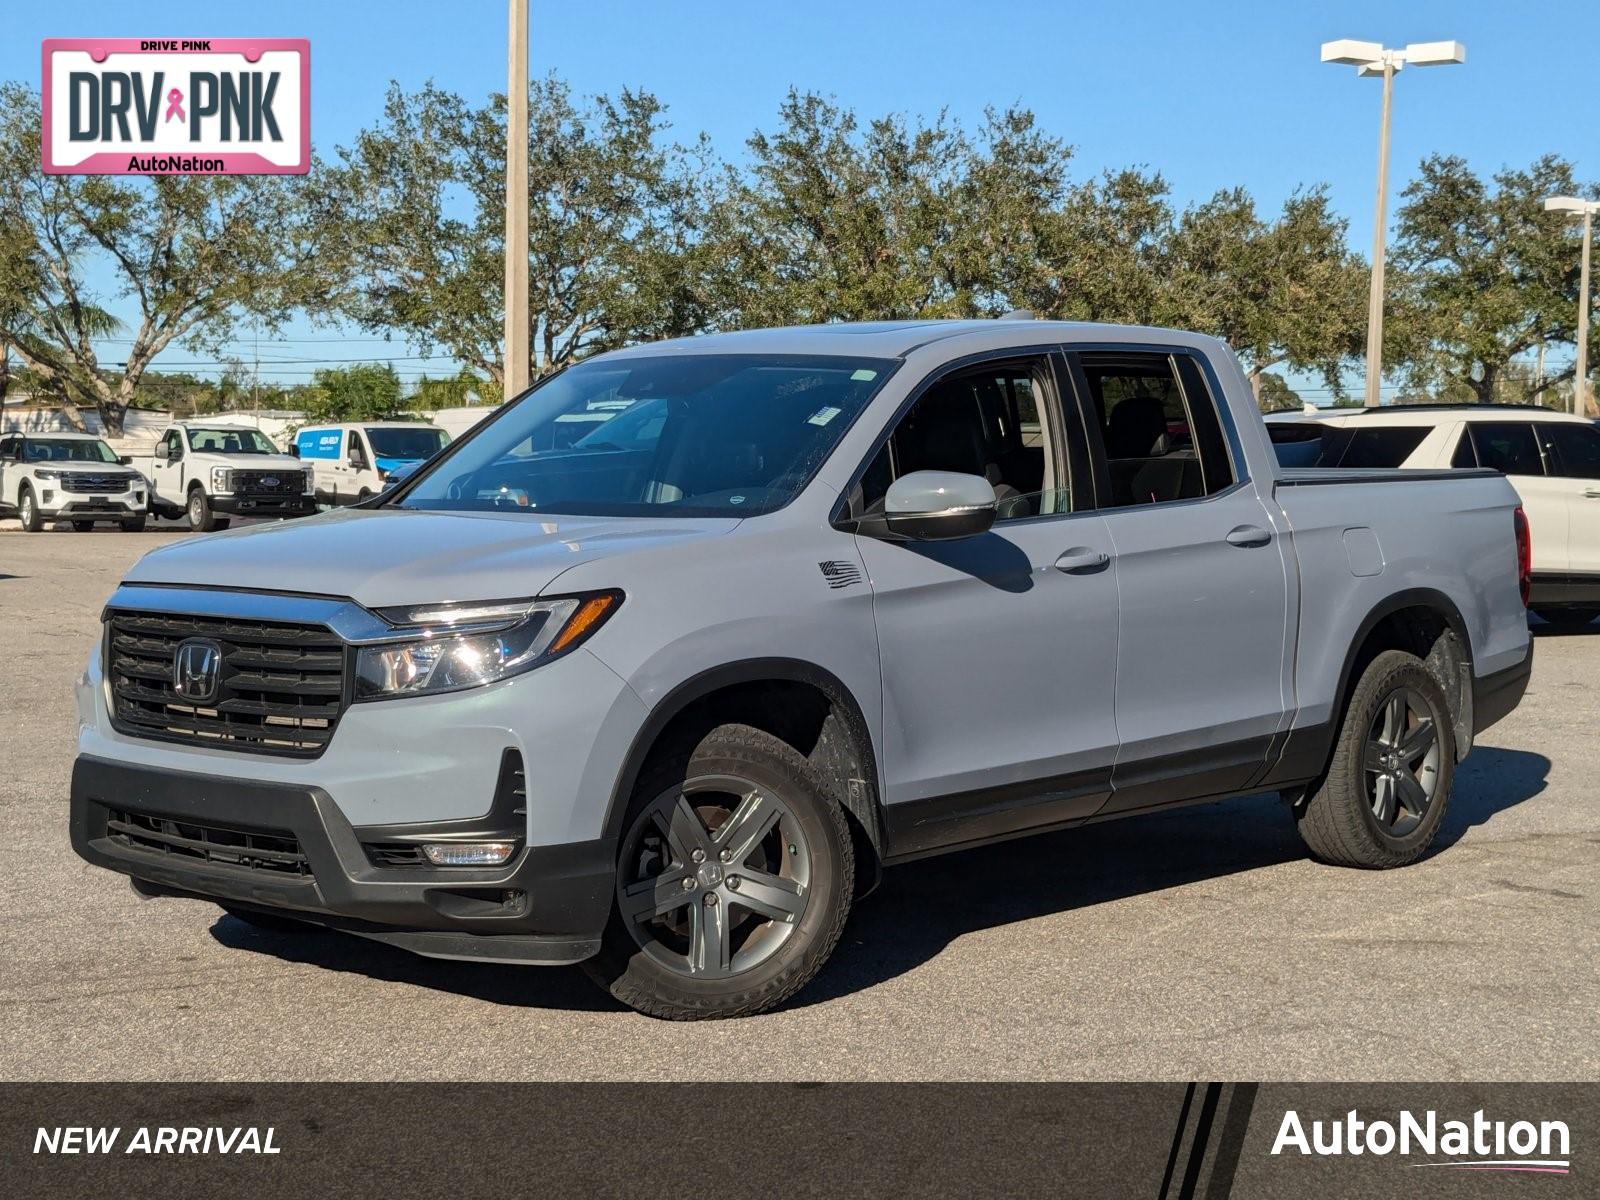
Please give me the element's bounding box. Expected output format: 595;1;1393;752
172;639;223;704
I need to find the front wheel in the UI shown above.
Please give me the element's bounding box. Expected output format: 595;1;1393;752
18;487;42;532
120;514;147;533
186;489;229;532
584;724;854;1020
71;520;95;532
1294;649;1455;869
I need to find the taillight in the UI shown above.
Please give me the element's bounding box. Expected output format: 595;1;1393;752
1513;505;1532;607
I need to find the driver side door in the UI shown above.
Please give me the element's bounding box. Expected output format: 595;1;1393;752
849;352;1122;857
150;430;185;505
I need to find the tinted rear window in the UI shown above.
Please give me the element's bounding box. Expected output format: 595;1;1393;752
1470;423;1545;476
1316;425;1431;468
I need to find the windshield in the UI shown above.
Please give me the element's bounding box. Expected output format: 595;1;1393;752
366;425;450;461
186;427;277;455
397;354;896;517
22;437;120;464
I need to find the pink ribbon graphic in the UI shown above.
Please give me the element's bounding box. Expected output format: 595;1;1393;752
164;88;185;123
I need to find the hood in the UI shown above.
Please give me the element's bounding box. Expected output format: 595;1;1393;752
38;461;141;476
123;506;741;608
215;454;304;472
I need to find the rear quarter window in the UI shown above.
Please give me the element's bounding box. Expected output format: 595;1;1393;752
1318;425;1432;468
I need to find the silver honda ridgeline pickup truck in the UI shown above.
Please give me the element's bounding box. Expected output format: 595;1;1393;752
71;321;1534;1019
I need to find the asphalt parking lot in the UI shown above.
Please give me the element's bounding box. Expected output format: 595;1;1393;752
1;526;1596;1082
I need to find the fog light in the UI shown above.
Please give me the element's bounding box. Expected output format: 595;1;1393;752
421;841;517;867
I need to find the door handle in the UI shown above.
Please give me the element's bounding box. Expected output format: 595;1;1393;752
1225;524;1273;548
1055;547;1111;574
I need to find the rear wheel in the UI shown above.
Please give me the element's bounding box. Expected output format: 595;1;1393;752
18;487;42;532
1294;649;1455;869
585;724;854;1020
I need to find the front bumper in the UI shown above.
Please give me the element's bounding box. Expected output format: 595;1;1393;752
40;495;144;517
70;756;616;964
212;493;317;517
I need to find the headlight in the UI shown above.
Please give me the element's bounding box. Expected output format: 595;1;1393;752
303;468;315;493
211;467;233;492
354;592;622;701
33;468;61;480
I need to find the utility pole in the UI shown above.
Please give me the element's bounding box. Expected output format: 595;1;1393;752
1365;60;1395;409
504;0;530;399
1322;40;1465;408
1545;197;1598;417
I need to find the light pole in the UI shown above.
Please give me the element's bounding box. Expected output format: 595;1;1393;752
1322;39;1466;407
1545;196;1599;417
504;0;530;399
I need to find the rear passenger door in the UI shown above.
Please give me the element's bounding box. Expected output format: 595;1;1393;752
1064;348;1290;812
1457;422;1567;577
848;352;1122;854
1535;422;1600;577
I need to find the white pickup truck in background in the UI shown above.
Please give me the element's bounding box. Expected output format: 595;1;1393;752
140;423;316;532
0;431;149;532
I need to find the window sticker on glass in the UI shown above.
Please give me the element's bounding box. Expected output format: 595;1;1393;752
850;369;877;381
807;405;843;426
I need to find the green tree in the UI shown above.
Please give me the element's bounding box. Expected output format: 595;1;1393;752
410;367;499;410
1158;187;1366;400
1391;154;1599;409
0;83;319;435
301;363;404;422
1254;372;1304;412
320;77;709;388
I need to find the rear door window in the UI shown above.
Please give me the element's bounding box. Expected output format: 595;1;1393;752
1469;423;1545;476
1537;424;1600;480
1073;351;1234;507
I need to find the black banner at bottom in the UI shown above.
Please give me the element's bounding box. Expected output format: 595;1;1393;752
4;1082;1593;1198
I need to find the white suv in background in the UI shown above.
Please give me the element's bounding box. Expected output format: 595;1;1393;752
1269;403;1600;627
0;432;149;532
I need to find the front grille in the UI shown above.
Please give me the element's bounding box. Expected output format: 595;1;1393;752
233;470;302;496
107;610;348;757
106;808;310;876
60;474;131;494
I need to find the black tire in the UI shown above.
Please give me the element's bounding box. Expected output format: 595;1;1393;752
219;905;318;933
186;488;229;532
584;724;854;1020
71;520;95;532
18;486;42;532
1535;608;1600;630
120;514;147;533
1295;649;1455;869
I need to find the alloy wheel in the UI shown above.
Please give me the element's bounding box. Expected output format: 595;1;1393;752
1363;686;1440;836
617;773;811;979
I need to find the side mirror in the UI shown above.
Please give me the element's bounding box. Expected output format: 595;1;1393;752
118;455;133;465
880;470;997;541
287;444;300;458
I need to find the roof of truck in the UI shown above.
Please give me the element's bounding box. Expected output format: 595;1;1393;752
598;319;1221;361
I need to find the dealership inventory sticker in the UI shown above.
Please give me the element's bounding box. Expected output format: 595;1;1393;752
42;38;309;174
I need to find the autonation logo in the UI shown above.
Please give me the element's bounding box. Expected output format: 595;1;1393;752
1272;1108;1571;1175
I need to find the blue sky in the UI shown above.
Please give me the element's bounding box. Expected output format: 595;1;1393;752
6;0;1598;398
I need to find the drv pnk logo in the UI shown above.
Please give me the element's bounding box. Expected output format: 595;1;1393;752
42;38;310;175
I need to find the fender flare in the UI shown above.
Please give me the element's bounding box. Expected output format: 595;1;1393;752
600;657;883;853
1262;587;1474;789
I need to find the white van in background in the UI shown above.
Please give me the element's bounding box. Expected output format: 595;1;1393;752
293;422;451;505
